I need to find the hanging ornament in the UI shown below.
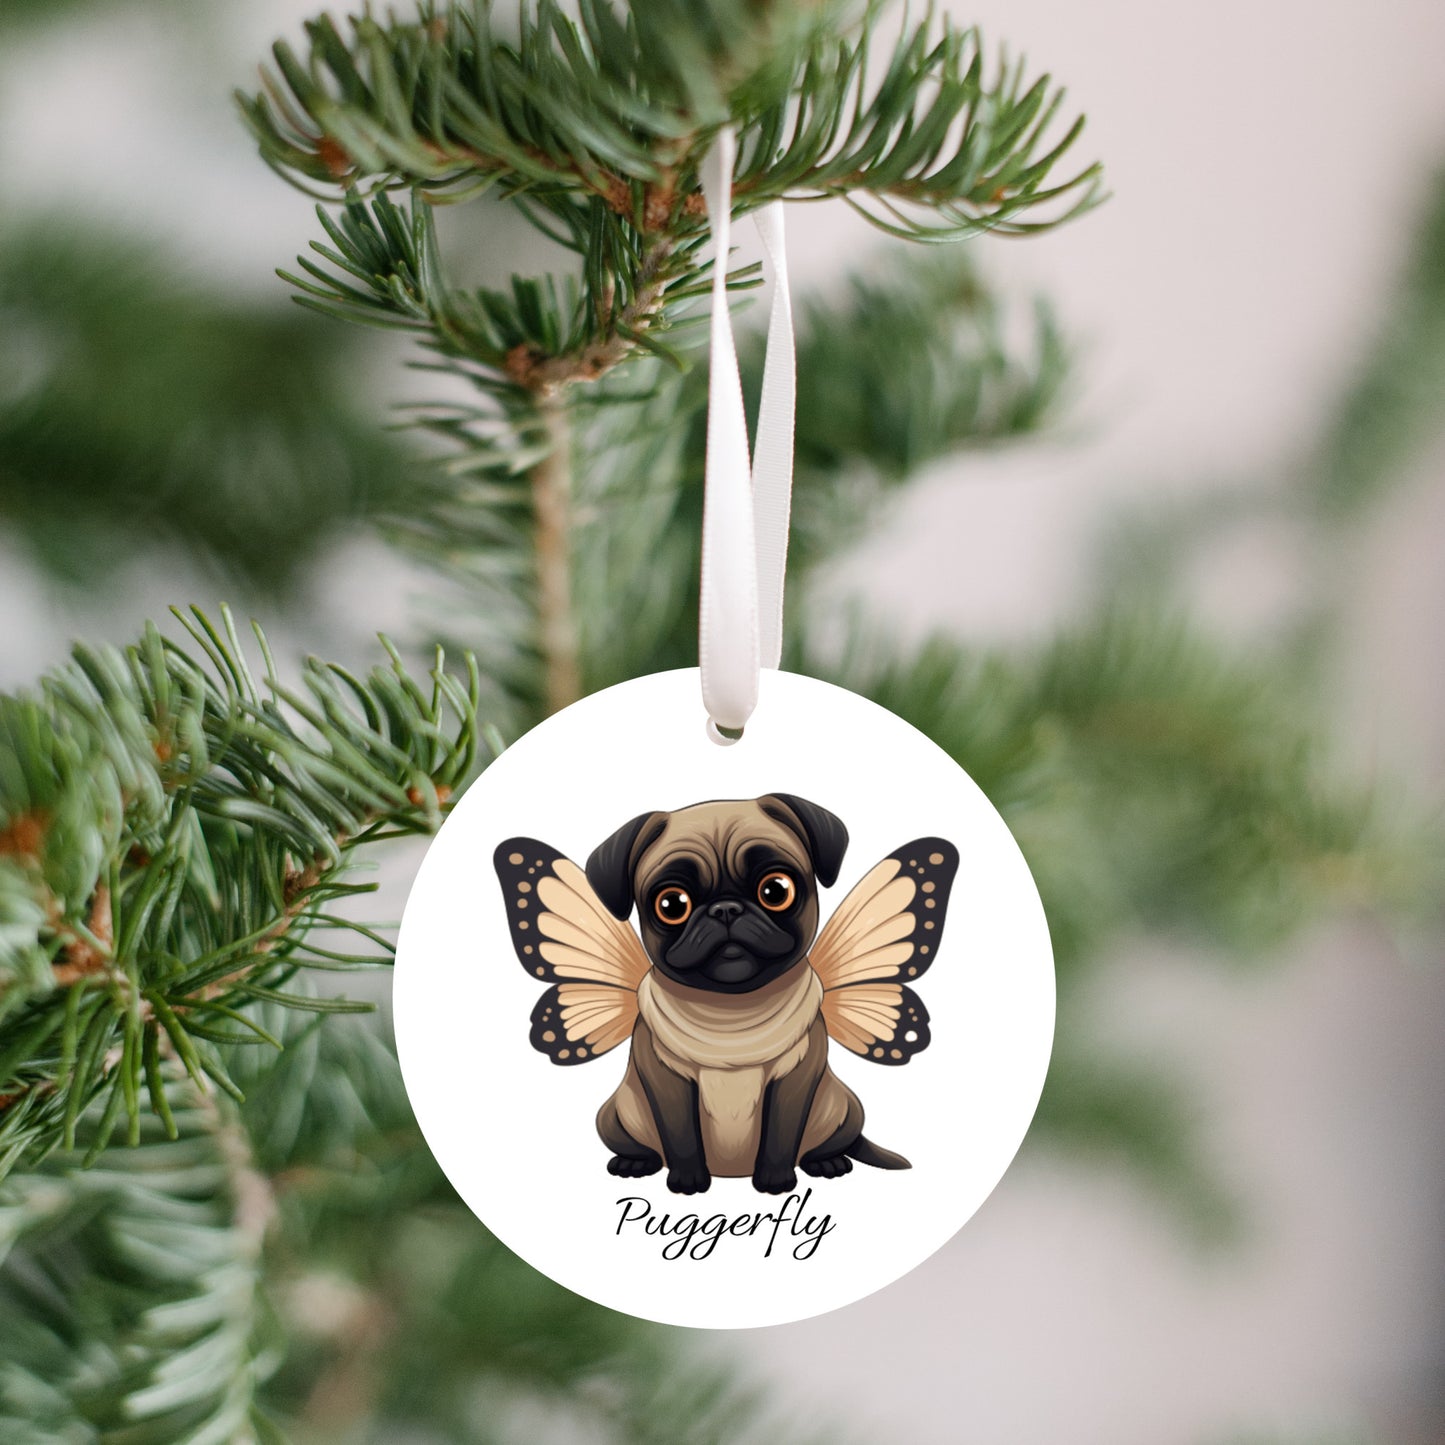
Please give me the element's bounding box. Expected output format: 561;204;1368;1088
394;130;1054;1329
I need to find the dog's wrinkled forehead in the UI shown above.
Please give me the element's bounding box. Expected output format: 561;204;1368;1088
633;800;811;895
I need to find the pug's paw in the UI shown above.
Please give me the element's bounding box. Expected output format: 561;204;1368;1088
751;1163;798;1195
608;1151;662;1178
665;1161;711;1195
800;1154;852;1179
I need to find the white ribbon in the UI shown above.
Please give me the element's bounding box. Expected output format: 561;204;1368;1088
697;127;795;741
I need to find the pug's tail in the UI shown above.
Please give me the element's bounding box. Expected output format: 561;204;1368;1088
845;1135;911;1170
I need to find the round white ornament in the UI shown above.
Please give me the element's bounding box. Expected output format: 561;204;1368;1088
394;667;1054;1329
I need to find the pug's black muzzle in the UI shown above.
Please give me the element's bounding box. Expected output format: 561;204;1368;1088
660;900;796;987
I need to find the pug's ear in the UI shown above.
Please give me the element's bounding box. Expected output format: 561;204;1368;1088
585;811;666;920
760;793;849;888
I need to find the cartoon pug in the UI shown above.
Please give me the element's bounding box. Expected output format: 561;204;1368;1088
493;794;957;1195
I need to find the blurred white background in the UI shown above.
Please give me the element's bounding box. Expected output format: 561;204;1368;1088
2;1;1443;1439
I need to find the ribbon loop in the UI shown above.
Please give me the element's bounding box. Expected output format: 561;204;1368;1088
697;128;796;739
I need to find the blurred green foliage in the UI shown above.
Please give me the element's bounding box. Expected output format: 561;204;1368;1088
0;230;414;594
1313;167;1445;518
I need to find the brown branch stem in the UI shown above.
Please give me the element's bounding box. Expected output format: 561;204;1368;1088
503;235;677;392
195;1076;274;1255
51;885;114;986
531;400;581;715
506;236;683;717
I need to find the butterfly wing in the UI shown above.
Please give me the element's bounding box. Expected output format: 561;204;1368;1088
811;838;958;1066
494;838;649;1065
528;984;637;1066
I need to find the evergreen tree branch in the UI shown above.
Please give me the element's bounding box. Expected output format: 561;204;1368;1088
245;0;1100;427
218;1003;840;1442
240;1;1102;243
797;610;1439;1219
1030;1043;1237;1241
559;246;1072;699
243;0;1098;734
1311;165;1445;519
278;187;725;396
0;226;418;595
531;400;581;712
0;1063;275;1445
0;610;484;1180
786;249;1070;570
353;241;1072;728
809;610;1434;962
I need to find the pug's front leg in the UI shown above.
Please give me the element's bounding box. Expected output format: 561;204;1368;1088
632;1021;710;1195
753;1019;827;1194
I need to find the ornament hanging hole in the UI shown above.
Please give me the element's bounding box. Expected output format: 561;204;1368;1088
705;717;744;747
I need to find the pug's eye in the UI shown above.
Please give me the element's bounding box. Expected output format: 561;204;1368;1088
757;872;796;912
653;887;693;926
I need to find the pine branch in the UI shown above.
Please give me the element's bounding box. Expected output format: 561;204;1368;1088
0;1063;275;1444
240;1;1099;730
563;246;1073;697
243;0;1100;412
812;611;1433;963
786;249;1070;572
797;610;1439;1218
530;400;582;712
0;226;417;595
361;241;1073;726
240;1;1102;242
217;1003;840;1443
276;186;730;398
239;0;1092;421
1031;1043;1237;1242
0;0;99;30
1311;164;1445;519
1;968;839;1438
0;610;483;1180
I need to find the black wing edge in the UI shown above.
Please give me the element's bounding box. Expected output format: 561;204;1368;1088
494;836;573;981
529;985;624;1066
893;835;959;984
842;836;959;987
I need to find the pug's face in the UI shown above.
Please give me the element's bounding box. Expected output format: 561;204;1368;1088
586;794;849;995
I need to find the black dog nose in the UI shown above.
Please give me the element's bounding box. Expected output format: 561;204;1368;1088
707;900;745;924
